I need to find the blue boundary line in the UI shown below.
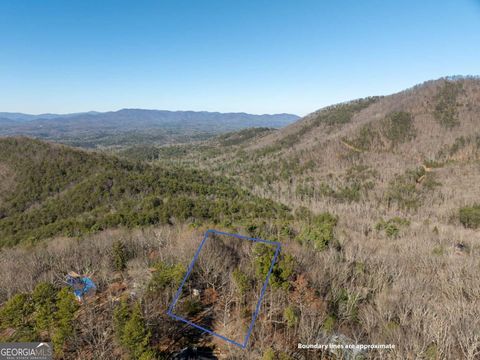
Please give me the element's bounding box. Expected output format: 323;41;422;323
166;229;281;349
243;242;281;347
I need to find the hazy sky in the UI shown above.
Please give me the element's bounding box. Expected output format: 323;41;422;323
1;0;479;116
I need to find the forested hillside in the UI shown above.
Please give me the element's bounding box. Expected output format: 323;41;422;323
113;76;480;359
150;77;480;220
0;137;293;247
1;77;479;359
0;137;340;359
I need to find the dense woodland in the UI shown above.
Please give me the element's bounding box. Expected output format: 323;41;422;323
0;137;295;247
1;77;480;359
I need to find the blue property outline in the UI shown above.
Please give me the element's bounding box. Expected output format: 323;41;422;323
167;229;281;349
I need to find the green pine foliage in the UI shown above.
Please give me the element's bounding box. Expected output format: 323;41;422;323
138;349;159;360
179;298;202;316
0;284;79;349
459;204;480;229
296;212;337;251
375;217;410;238
114;300;155;359
253;243;277;280
120;302;152;360
217;127;273;147
32;282;57;333
271;253;295;290
348;123;380;151
0;293;34;330
262;348;276;360
148;261;185;292
322;314;336;334
295;166;376;203
256;97;379;152
232;269;250;295
381;111;416;146
310;97;380;127
253;244;295;290
434;81;464;129
112;240;128;272
113;298;131;341
386;167;441;210
346;111;415;151
52;287;79;357
283;306;299;328
0;138;292;247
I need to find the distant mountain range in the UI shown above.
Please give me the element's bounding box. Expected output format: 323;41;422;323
0;111;101;122
0;109;299;148
1;77;480;359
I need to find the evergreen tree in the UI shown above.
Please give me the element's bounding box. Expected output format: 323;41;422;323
113;298;130;340
296;212;337;251
52;287;79;357
232;269;250;295
0;293;33;330
283;306;299;328
262;348;276;360
121;302;151;359
112;240;128;271
148;261;185;292
32;282;56;333
253;244;295;289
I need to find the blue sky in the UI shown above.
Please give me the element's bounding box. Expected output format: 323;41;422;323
0;0;479;116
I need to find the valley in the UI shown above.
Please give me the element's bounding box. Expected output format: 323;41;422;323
0;110;299;148
0;77;480;359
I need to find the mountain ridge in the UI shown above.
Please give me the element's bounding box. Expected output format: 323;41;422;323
0;108;299;123
150;76;480;220
0;109;299;148
1;77;480;359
